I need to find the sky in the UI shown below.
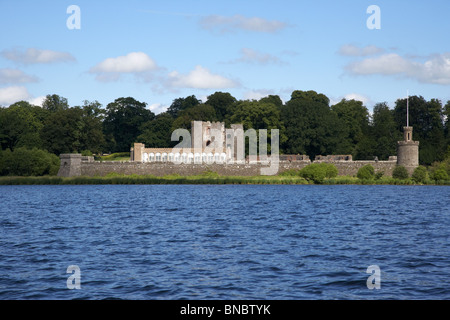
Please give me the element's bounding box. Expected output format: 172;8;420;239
0;0;449;113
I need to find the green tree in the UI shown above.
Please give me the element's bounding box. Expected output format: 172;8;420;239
40;107;84;154
205;91;237;121
167;95;201;118
42;94;69;112
103;97;154;152
138;112;174;147
331;98;370;155
171;104;217;132
394;96;446;165
281;90;348;159
229;100;287;152
370;102;401;160
78;100;106;154
0;101;45;151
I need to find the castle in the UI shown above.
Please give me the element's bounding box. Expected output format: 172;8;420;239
57;120;419;177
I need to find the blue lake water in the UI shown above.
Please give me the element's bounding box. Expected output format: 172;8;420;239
0;184;449;300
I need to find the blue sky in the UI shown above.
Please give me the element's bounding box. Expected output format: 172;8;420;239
0;0;449;113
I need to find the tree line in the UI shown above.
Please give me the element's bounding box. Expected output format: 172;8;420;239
1;90;449;167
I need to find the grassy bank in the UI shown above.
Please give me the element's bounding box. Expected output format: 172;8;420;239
0;174;449;186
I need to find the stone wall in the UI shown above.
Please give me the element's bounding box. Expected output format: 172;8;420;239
80;160;312;177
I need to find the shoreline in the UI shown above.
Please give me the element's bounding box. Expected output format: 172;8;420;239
0;175;449;186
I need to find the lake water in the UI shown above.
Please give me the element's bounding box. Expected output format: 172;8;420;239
0;184;449;300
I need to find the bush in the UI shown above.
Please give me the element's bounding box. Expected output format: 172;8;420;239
0;148;60;176
392;165;409;180
412;166;428;183
431;168;448;181
357;165;375;180
299;163;338;184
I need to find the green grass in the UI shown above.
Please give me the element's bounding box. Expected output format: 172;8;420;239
96;152;130;162
1;174;449;185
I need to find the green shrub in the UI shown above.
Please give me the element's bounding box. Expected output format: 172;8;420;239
299;163;338;184
375;171;384;180
0;148;60;176
431;168;448;181
357;165;375;180
392;165;409;180
412;166;428;183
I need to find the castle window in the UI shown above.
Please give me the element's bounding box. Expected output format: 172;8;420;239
181;153;187;163
168;153;174;162
143;153;148;163
188;153;194;164
202;153;207;163
214;153;220;163
155;153;161;162
194;153;201;163
162;153;167;162
207;153;214;163
149;153;155;162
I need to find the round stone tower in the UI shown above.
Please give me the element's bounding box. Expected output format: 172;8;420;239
397;126;419;175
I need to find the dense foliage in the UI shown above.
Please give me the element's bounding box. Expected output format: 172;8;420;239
1;91;449;176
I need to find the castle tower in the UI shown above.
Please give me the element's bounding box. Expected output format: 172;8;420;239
397;93;419;175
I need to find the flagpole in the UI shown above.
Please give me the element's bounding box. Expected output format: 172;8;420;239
406;90;409;127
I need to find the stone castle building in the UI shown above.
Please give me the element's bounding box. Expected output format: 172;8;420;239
397;126;419;175
58;120;420;178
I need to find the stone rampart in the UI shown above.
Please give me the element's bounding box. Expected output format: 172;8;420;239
55;157;398;178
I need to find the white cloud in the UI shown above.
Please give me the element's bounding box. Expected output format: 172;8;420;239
345;52;450;85
28;96;46;107
148;103;169;114
0;86;31;106
243;89;274;101
199;14;287;33
89;52;158;82
167;65;238;89
343;93;370;105
338;44;384;57
227;48;285;65
0;68;39;84
1;48;76;64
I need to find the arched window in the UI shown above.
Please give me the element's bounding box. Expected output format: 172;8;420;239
168;153;174;162
214;153;220;163
202;153;207;163
188;153;194;164
155;153;161;162
149;153;155;162
162;153;168;162
194;153;201;164
143;153;148;163
207;152;214;163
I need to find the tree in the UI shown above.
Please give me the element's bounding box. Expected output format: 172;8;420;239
331;99;370;156
229;100;287;151
171;104;217;132
0;101;45;151
103;97;154;152
78;100;105;154
138;112;174;148
394;96;446;165
205;91;237;121
167;95;201;118
40;107;84;154
370;102;401;160
281;90;348;159
42;94;69;112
